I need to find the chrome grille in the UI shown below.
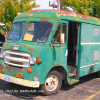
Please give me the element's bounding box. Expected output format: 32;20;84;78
4;50;31;67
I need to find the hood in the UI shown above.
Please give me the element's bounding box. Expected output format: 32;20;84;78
2;43;41;58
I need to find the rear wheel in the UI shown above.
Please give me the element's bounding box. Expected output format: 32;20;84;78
40;70;62;95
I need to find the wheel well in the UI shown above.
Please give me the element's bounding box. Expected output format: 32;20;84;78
50;66;67;81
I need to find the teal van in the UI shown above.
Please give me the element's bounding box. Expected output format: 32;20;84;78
0;10;100;95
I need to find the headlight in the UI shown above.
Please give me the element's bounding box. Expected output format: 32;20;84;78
0;52;5;59
30;57;36;65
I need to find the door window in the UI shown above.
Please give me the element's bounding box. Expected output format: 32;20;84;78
52;23;67;44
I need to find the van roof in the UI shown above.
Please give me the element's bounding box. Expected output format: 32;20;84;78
15;10;100;25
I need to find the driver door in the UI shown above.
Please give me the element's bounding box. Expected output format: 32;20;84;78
51;20;68;64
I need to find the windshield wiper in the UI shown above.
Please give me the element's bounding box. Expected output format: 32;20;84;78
36;28;51;43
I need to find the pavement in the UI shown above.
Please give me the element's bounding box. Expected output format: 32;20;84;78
0;73;100;100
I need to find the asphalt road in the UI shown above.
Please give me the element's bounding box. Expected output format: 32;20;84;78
0;73;100;100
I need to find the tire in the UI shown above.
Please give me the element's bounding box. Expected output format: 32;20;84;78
40;70;62;95
96;71;100;77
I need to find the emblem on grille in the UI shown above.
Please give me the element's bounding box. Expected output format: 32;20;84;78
13;44;20;50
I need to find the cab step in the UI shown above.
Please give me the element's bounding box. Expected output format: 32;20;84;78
67;65;77;77
69;72;76;77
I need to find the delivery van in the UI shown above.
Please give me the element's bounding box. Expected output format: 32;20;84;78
0;10;100;95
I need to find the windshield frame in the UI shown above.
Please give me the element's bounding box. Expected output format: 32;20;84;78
7;21;26;40
22;21;53;43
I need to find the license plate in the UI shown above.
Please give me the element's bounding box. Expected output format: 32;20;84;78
4;75;12;82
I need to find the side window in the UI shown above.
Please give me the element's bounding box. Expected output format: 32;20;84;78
52;24;61;43
52;23;67;43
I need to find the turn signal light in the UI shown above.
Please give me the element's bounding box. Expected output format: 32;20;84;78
17;74;22;78
28;68;32;73
0;70;3;74
36;58;41;64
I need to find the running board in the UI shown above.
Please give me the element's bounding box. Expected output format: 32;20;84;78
69;79;79;85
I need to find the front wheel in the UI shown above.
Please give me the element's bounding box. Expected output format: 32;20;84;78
40;70;62;95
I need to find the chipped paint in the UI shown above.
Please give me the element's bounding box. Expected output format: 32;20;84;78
1;9;100;93
15;10;100;25
69;79;79;85
21;44;41;54
38;18;49;21
2;43;13;51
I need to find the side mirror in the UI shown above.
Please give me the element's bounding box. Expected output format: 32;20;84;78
60;33;65;44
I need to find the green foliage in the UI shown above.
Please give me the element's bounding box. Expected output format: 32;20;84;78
61;0;100;18
0;0;40;34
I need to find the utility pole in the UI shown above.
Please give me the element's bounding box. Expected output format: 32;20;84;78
56;0;60;10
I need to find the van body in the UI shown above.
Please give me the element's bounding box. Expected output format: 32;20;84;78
0;10;100;95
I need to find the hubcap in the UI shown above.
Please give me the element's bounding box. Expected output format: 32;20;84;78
45;75;58;91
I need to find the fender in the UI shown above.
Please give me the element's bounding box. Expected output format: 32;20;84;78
40;63;70;84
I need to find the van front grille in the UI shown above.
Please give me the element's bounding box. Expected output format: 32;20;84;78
4;50;31;67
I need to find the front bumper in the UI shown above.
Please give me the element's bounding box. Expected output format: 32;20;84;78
0;73;39;88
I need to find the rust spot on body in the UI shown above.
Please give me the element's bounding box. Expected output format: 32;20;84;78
20;68;27;71
2;43;13;50
25;10;100;23
90;66;94;73
38;18;48;21
69;79;79;85
22;44;40;54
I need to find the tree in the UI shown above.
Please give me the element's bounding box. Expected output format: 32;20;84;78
0;0;40;34
60;0;100;18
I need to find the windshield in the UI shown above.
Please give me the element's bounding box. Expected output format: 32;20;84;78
8;22;26;40
23;22;52;42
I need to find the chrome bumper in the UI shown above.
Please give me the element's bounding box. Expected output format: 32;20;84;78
0;73;39;88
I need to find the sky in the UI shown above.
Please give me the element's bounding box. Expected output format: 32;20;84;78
33;0;73;11
33;0;58;10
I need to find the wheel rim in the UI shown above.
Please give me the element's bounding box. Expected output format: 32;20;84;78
45;75;58;91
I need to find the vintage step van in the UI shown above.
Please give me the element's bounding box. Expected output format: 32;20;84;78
0;10;100;95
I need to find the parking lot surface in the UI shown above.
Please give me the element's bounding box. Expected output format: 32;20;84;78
0;73;100;100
